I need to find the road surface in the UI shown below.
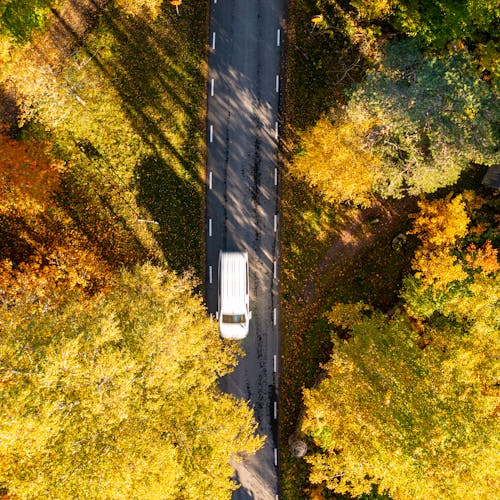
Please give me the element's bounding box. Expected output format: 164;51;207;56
205;0;285;498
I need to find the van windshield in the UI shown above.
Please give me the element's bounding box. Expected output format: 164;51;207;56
222;314;246;324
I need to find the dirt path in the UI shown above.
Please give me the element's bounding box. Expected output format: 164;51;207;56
301;196;417;303
0;0;110;129
43;0;109;69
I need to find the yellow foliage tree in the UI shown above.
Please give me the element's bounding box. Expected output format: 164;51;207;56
301;303;500;500
409;193;470;247
302;191;499;499
409;194;470;290
290;114;382;207
411;247;469;290
0;264;263;499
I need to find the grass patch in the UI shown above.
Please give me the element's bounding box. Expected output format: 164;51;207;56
9;2;208;276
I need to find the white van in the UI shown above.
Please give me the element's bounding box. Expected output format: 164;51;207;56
218;251;251;339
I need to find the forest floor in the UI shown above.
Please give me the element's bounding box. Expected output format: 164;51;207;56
279;182;417;499
278;2;418;498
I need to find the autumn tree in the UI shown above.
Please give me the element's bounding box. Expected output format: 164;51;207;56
348;39;499;198
292;40;498;204
290;113;381;206
0;263;263;499
407;193;470;291
0;126;112;310
301;301;500;500
301;191;499;498
0;126;61;215
402;192;499;335
349;0;397;21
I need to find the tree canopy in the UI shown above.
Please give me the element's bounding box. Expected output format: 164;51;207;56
301;194;500;499
402;192;499;337
0;264;263;499
393;0;500;53
351;40;498;198
0;0;58;42
291;39;498;204
302;301;499;499
290;114;381;206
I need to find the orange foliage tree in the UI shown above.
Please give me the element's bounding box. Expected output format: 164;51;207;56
402;192;499;336
0;126;111;312
408;193;470;291
0;126;61;215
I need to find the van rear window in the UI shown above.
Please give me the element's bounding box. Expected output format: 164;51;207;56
222;314;246;324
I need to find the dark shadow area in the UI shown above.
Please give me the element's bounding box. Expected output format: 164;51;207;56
286;1;369;132
0;84;21;132
0;213;35;264
321;197;418;311
135;154;202;275
56;165;150;268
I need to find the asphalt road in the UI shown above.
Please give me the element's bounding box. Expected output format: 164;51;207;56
205;1;285;498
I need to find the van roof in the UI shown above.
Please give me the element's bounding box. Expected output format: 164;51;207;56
220;252;247;311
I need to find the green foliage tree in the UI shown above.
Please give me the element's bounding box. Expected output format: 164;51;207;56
393;0;500;51
0;0;58;42
349;39;499;198
0;264;263;499
291;39;498;205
